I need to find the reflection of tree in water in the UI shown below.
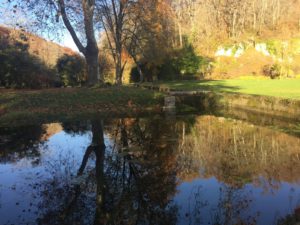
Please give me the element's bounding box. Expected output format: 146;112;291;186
180;181;257;225
36;117;179;225
15;115;300;225
0;125;45;164
62;121;91;136
177;115;300;187
172;115;300;224
277;206;300;225
212;185;257;225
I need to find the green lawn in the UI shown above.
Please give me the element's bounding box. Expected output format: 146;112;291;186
0;86;164;126
158;79;300;100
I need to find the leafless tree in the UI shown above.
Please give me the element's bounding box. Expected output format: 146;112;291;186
96;0;132;85
9;0;102;85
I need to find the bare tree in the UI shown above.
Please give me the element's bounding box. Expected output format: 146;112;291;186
170;0;295;46
9;0;102;85
97;0;132;85
124;21;145;83
123;1;150;83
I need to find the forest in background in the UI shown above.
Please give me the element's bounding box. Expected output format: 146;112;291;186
2;0;300;87
117;0;300;82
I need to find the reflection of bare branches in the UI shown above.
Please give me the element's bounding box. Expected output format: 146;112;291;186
187;185;208;225
177;115;300;187
98;118;178;225
214;185;257;225
3;114;300;225
277;205;300;225
67;117;178;225
183;183;257;225
34;120;106;225
36;149;95;225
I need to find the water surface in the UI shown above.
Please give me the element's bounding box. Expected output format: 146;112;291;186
0;112;300;225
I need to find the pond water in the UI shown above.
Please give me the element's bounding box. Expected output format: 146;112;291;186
0;111;300;225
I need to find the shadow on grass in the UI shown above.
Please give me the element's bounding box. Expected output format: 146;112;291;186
0;87;165;127
164;80;241;93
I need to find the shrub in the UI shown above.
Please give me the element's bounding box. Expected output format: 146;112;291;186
56;54;86;87
177;45;202;75
0;37;55;88
130;66;140;83
130;43;204;82
157;44;202;81
98;52;114;83
262;64;281;79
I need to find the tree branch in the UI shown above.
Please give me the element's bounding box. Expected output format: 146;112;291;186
58;0;86;54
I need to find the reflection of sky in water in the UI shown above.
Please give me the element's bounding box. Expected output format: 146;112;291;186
0;130;91;225
175;178;300;225
0;119;300;225
0;128;115;225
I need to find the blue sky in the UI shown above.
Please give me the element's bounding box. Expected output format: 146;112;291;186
0;0;78;51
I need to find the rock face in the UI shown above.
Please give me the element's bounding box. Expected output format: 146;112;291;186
0;26;75;66
211;39;300;78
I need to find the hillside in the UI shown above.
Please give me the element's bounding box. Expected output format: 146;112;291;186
0;26;75;66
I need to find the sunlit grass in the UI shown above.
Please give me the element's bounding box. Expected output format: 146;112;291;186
159;79;300;100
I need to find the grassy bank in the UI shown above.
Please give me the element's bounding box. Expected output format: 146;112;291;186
0;87;164;127
157;79;300;100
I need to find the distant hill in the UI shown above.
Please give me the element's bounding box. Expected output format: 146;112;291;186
0;25;76;66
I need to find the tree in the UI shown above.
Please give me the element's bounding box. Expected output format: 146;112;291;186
34;117;179;224
57;54;86;86
169;0;297;54
9;0;102;85
129;0;175;82
0;34;55;88
97;0;132;85
123;0;150;83
97;0;175;83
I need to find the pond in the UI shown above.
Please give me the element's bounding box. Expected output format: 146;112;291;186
0;110;300;225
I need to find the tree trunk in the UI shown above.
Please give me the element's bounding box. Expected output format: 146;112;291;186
133;57;144;83
137;63;144;83
178;21;183;48
115;53;123;85
91;120;107;225
58;0;102;86
82;0;102;86
86;53;100;86
76;119;107;224
115;60;122;85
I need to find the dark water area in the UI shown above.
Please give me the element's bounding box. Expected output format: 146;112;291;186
0;110;300;225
